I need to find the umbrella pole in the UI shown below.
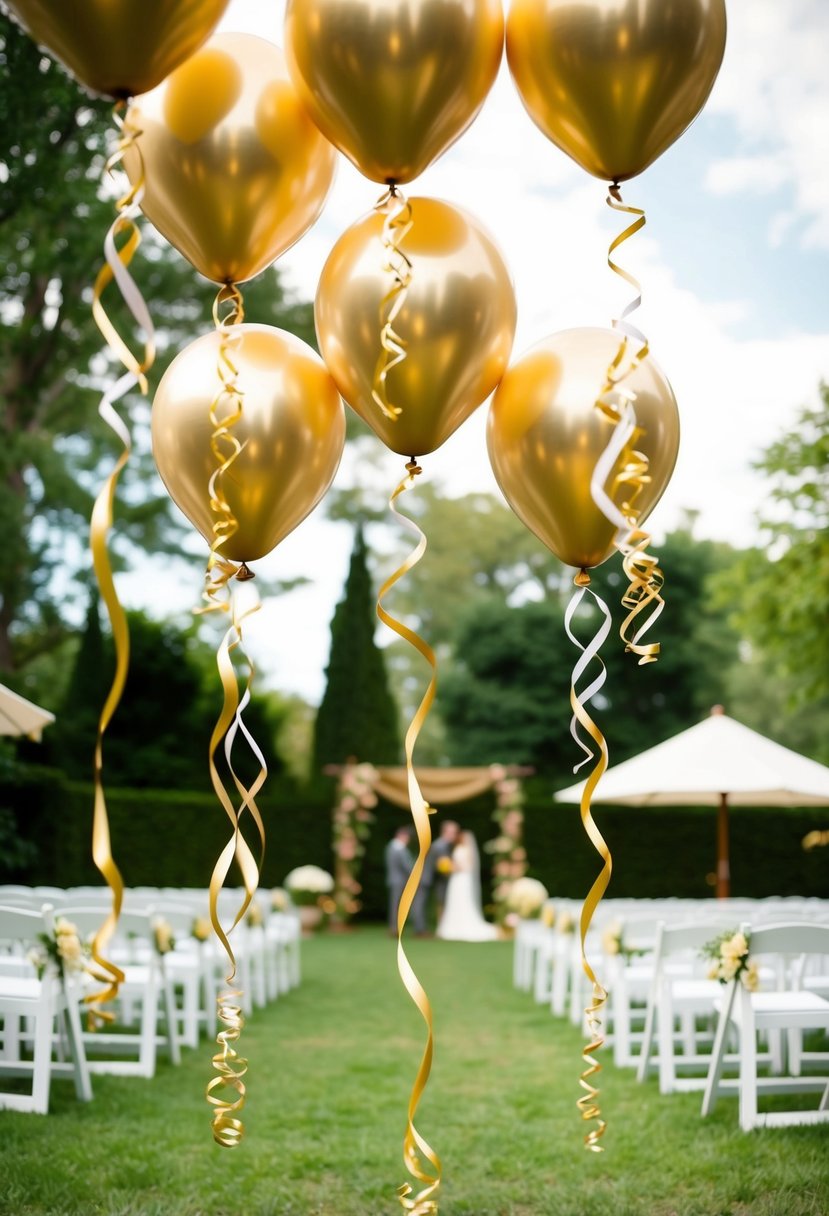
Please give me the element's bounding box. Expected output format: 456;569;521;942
716;792;730;899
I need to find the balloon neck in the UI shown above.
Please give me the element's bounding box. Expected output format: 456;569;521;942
609;181;622;202
405;457;423;477
236;562;255;583
574;568;591;587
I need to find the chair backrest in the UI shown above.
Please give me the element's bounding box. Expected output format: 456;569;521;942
0;902;52;947
658;919;737;956
746;922;829;959
52;905;156;947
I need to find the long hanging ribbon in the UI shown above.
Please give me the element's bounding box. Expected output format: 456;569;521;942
371;185;413;422
564;571;613;1151
205;578;267;1149
591;186;665;664
196;284;267;1147
86;102;156;1022
376;460;441;1214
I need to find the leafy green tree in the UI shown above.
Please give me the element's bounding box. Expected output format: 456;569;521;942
48;603;286;790
727;386;829;705
440;528;742;778
0;13;314;677
312;526;401;776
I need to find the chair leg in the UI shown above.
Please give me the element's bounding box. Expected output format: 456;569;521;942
738;991;759;1132
637;1001;655;1083
701;982;737;1117
658;987;676;1095
63;989;93;1102
31;1006;53;1115
138;977;159;1078
161;974;181;1066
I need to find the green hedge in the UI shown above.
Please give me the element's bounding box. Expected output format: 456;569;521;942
3;768;826;916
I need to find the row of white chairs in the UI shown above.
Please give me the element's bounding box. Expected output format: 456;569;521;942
0;885;302;1114
514;896;829;1130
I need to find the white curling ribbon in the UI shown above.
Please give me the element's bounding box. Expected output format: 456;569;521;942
564;586;613;774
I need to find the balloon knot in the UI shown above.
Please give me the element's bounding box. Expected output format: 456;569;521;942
405;458;422;477
574;568;592;587
235;562;255;582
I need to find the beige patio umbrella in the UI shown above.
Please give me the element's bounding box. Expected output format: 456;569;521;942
0;682;55;742
554;706;829;898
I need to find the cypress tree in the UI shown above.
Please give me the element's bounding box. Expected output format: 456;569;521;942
312;527;401;775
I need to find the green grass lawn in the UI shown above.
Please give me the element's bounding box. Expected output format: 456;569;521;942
2;929;827;1216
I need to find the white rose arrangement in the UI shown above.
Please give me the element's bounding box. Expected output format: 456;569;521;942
28;917;87;979
506;876;549;919
284;865;335;908
702;929;759;991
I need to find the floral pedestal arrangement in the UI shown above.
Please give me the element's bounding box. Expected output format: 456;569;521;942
284;865;335;935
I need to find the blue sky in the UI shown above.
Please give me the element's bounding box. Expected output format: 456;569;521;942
119;0;829;702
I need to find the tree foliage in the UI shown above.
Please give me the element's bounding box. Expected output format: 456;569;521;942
440;528;741;779
312;526;401;776
726;386;829;705
43;599;287;790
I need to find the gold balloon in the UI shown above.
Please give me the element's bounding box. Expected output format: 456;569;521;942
125;34;337;284
316;197;517;458
152;324;345;563
285;0;504;185
488;328;679;569
506;0;727;183
7;0;229;99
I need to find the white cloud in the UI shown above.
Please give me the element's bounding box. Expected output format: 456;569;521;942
704;0;829;249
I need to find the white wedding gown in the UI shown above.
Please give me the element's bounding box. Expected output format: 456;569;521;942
436;842;498;942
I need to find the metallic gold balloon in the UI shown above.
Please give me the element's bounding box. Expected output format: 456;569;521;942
152;324;345;563
285;0;504;184
506;0;727;183
7;0;229;99
488;328;679;569
316;197;517;457
125;34;337;284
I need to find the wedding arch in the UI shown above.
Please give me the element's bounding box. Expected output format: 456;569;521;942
325;762;533;922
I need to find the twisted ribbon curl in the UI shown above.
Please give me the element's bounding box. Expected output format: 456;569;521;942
376;460;441;1214
86;102;156;1023
196;285;267;1146
591;185;665;664
564;571;613;1151
371;185;413;422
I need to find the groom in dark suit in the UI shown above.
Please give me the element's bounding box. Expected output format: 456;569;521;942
412;819;460;933
385;825;414;934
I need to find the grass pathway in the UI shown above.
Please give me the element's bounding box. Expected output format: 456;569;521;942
2;929;827;1215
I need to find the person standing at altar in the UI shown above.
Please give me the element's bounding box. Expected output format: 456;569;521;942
385;825;414;935
412;819;460;933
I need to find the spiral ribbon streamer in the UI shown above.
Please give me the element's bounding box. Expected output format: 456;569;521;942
86;103;156;1023
371;185;414;422
195;284;267;1146
376;460;442;1214
564;572;613;1151
591;186;665;664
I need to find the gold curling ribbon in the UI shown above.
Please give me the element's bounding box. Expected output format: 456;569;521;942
371;185;414;422
196;283;267;1147
564;570;613;1151
376;459;441;1214
86;102;156;1024
591;185;665;664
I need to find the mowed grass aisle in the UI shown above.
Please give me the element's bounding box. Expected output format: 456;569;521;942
2;929;827;1216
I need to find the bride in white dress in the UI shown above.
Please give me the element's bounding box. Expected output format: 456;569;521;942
436;830;498;942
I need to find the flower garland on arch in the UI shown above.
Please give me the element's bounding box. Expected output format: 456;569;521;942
485;764;528;925
332;761;379;921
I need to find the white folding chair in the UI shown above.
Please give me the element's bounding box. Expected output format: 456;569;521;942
637;919;736;1093
55;906;180;1078
702;922;829;1130
0;904;92;1113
